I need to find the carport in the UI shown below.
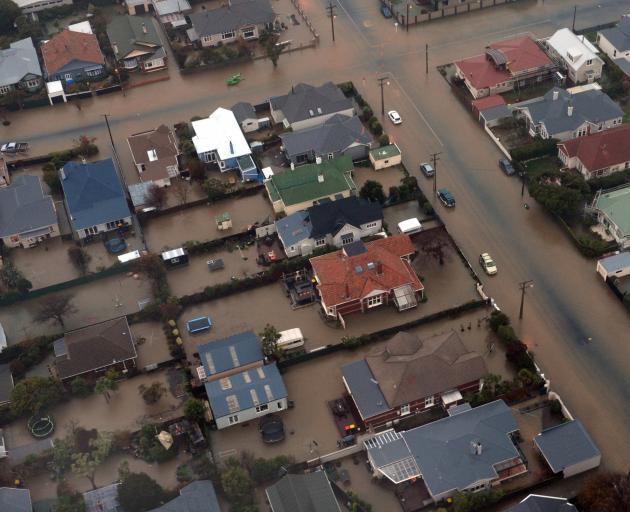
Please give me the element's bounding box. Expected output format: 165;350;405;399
46;81;66;105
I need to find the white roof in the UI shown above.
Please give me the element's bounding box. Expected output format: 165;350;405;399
68;21;93;34
547;28;602;72
117;250;142;263
46;80;64;94
278;328;303;344
398;218;422;232
192;107;251;160
261;166;274;179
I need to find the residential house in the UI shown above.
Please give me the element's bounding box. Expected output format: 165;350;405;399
513;86;623;141
558;124;630;180
276;196;383;257
597;15;630;76
310;235;424;320
590;185;630;249
0;175;59;248
0;365;14;406
60;158;132;240
596;251;630;281
280;114;373;166
127;125;180;187
507;495;577;512
189;0;276;47
472;95;513;127
0;487;32;512
107;16;167;72
54;317;137;382
152;0;193;27
342;330;487;429
534;420;601;478
197;331;288;429
40;29;106;83
266;470;341;512
544;28;604;84
265;155;356;215
365;400;527;503
454;36;557;99
14;0;72;15
231;101;262;133
0;38;43;96
369;144;402;170
147;481;221;512
192;107;258;181
270;82;355;131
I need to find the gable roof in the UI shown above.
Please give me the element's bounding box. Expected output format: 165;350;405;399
558;124;630;172
598;15;630;52
41;30;104;76
106;15;163;60
308;196;383;239
55;317;137;380
546;28;602;72
231;101;257;123
280;114;373;159
0;364;14;404
127;125;179;183
593;184;630;235
310;235;423;307
189;0;276;37
275;209;312;247
0;38;42;88
147;481;220;512
0;488;32;512
266;470;341;512
508;494;577;512
265;155;355;208
204;362;287;418
0;175;57;238
192;107;251;159
534;420;600;474
270;82;354;124
197;331;263;378
60;158;131;231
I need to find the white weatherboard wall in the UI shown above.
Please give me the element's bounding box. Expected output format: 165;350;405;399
563;454;602;478
214;398;287;429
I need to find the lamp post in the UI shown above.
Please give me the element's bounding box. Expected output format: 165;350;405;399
518;280;534;319
377;76;389;116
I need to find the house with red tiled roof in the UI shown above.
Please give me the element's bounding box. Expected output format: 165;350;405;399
558;124;630;180
41;30;106;83
310;235;423;320
454;36;557;99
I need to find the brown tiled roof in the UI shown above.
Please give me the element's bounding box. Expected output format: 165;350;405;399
55;317;136;380
127;125;179;183
310;235;423;308
558;124;630;173
41;30;105;76
366;330;487;407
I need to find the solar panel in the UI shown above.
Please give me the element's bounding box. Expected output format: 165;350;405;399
229;346;240;368
381;457;421;483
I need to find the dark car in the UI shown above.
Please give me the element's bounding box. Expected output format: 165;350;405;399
260;415;285;444
499;158;516;176
420;162;435;177
437;188;456;207
380;5;393;18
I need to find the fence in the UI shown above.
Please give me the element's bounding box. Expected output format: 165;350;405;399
485;123;512;159
388;0;521;27
291;0;319;39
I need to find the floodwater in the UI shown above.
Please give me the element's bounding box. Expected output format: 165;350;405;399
131;321;174;369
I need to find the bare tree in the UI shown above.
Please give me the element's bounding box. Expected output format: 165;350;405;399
68;246;91;275
146;184;167;209
171;178;189;205
35;294;77;328
418;228;452;266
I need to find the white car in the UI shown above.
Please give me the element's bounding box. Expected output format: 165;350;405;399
479;253;498;275
388;110;402;125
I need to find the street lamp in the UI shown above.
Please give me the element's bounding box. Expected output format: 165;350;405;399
518;280;534;319
377;76;390;116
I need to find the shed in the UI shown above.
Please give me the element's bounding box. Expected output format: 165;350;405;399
117;250;143;263
161;247;189;267
534;420;601;478
369;144;401;170
215;212;232;231
596;251;630;280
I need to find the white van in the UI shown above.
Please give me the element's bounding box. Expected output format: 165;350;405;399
277;328;305;351
397;218;423;235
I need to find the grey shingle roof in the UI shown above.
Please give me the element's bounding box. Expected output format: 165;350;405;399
308;196;383;239
197;330;263;377
270;82;354;125
280;114;373;160
599;16;630;52
60;158;131;231
275;209;311;247
0;488;32;512
508;494;577;512
231;101;256;123
106;15;163;60
534;420;600;474
0;38;42;88
0;364;14;405
266;470;341;512
189;0;276;37
148;481;220;512
0;175;57;238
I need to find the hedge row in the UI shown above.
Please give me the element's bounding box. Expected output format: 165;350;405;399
488;311;536;372
556;215;618;258
510;138;559;162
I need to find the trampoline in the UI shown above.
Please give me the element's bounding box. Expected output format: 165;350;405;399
186;316;212;334
28;414;55;438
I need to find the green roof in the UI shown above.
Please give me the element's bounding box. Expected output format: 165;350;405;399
369;144;401;160
215;212;231;222
106;15;162;59
595;185;630;235
265;155;355;207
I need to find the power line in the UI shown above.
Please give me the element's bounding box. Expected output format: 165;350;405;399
327;2;336;43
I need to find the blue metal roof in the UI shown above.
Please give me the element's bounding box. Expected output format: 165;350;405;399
61;158;131;231
341;359;389;419
534;420;600;474
197;330;263;377
148;481;220;512
275;210;311;247
204;362;287;419
598;251;630;273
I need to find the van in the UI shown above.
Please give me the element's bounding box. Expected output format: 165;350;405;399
397;218;423;235
277;328;305;351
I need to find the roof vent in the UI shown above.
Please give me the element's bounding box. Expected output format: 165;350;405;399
470;441;483;455
229;140;234;155
355;265;363;273
309;109;314;117
367;261;376;270
142;23;148;34
567;102;573;117
552;90;559;101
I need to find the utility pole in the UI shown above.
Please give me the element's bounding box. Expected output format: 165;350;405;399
425;44;429;74
518;280;534;319
430;151;442;197
103;114;115;151
103;114;123;186
572;5;577;32
520;171;526;198
377;76;388;116
406;4;410;32
327;2;336;42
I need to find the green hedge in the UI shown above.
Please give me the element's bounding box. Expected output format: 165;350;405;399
510;138;559;162
555;215;618;258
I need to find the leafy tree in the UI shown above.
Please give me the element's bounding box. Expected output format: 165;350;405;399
51;434;76;477
14;15;43;40
11;376;64;416
71;431;113;489
70;377;92;398
94;370;118;403
67;246;91;275
488;310;510;332
259;324;281;358
378;133;390;146
138;382;166;405
34;294;77;328
0;0;21;34
117;472;167;512
452;489;504;512
42;162;62;194
146;184;167;209
134;253;167;284
55;481;86;512
577;471;630;511
221;458;254;508
529;182;583;218
250;456;292;484
0;261;32;293
359;180;385;204
187;158;205;180
260;30;282;67
184;398;205;423
203;178;227;201
72;135;98;158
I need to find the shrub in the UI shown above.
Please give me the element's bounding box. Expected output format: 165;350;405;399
71;377;92;398
549;399;562;415
378;133;390;146
370;121;383;136
488;311;510;332
510;138;559;162
421;201;435;216
250;456;292;484
497;325;518;345
362;105;373;121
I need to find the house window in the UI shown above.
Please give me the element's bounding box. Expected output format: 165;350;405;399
586;59;593;65
26;79;39;88
277;401;283;409
316;238;326;247
400;404;410;416
341;233;354;245
327;153;334;160
365;222;378;229
228;414;239;424
222;30;235;40
0;85;10;94
425;396;435;408
256;404;269;413
106;219;125;230
242;28;255;38
366;295;383;308
295;154;308;164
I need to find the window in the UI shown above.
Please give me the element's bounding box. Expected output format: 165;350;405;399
400;404;410;415
64;73;72;80
327;153;334;160
277;401;283;409
0;85;10;94
256;404;269;413
424;396;435;408
586;59;593;65
366;295;383;308
242;28;255;38
87;68;101;77
316;238;326;247
84;226;98;236
365;222;378;229
228;414;239;424
26;79;39;88
341;233;354;245
222;30;235;40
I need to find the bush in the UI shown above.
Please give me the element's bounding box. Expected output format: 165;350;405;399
488;311;510;332
370;121;383;136
362;105;373;121
338;81;356;97
250;456;292;485
549;399;562;415
421;201;435;216
497;325;518;345
378;133;390;146
510;138;559;162
71;377;92;398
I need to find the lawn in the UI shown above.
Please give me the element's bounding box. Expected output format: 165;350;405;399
524;156;561;179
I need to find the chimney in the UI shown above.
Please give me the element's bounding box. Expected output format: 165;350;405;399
315;156;322;164
317;172;324;183
142;23;148;34
470;441;482;455
567;102;573;117
345;283;350;299
552;89;559;101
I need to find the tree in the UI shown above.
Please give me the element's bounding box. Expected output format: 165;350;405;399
117;472;167;512
187;158;205;180
72;135;98;158
51;435;76;477
94;372;118;404
577;471;630;512
260;31;282;67
0;261;32;293
55;481;86;512
359;180;385;204
203;178;227;201
171;178;189;205
34;294;77;328
71;431;113;490
419;229;451;265
184;398;205;423
146;184;167;209
67;246;91;276
71;377;92;398
221;458;254;508
0;0;21;34
452;489;504;512
138;382;166;405
259;324;281;358
134;253;167;285
11;376;64;416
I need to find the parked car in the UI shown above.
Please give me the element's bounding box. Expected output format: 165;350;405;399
420;162;435;177
479;252;498;275
388;110;402;125
499;158;516;176
437;188;456;207
1;142;29;154
260;415;285;444
380;5;393;18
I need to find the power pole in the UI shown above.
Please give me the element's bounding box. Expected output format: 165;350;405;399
425;44;429;74
520;171;526;198
572;5;577;32
377;76;388;116
103;114;116;151
406;4;410;32
103;114;123;187
430;151;442;197
518;280;534;319
327;2;336;42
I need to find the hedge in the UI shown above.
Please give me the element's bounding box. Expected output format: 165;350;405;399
510;138;559;162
